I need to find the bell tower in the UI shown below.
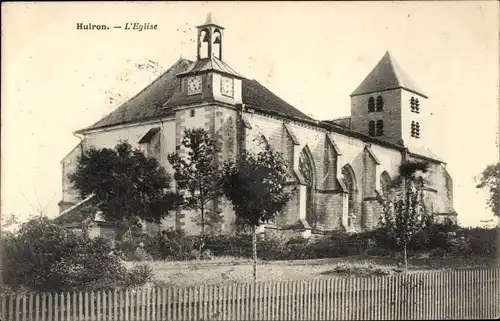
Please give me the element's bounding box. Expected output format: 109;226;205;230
350;52;429;147
197;13;224;60
166;14;243;109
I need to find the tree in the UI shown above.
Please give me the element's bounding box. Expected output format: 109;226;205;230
167;128;224;243
69;141;181;239
476;162;500;217
379;161;430;273
222;142;290;282
2;217;151;292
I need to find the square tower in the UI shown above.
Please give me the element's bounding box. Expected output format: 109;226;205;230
350;52;429;147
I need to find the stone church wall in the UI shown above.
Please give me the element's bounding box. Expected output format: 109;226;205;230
60;104;454;237
243;111;407;234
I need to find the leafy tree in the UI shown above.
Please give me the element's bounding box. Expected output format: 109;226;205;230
476;162;500;217
379;161;430;273
69;141;181;239
1;217;151;292
222;143;290;282
167;128;224;243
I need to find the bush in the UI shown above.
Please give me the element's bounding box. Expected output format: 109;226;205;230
325;262;399;277
429;248;447;258
456;227;499;257
122;265;153;288
205;234;253;258
1;217;151;293
157;228;200;260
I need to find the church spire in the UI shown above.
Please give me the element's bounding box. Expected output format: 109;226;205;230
351;51;427;98
196;13;224;61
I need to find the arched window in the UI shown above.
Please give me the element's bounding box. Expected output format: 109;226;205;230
368;121;375;136
299;147;315;226
376;95;384;111
368;97;375;112
341;165;356;229
199;28;210;59
376;120;384;136
380;171;392;196
213;29;222;59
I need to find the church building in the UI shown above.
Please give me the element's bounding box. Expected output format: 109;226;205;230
57;14;457;238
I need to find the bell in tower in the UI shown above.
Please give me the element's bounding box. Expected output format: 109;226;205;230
196;13;224;60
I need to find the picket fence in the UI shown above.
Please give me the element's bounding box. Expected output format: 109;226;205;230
1;268;499;321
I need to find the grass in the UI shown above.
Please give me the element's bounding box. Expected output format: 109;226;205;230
128;255;498;288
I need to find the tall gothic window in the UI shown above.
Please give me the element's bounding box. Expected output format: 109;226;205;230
376;95;384;111
341;165;356;230
368;97;375;112
299;148;314;226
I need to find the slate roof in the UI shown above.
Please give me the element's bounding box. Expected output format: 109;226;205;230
176;57;243;78
351;51;428;98
77;58;193;133
242;79;312;121
78;59;312;133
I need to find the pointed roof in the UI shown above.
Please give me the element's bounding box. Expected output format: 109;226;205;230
176;57;243;78
351;51;427;98
197;12;224;29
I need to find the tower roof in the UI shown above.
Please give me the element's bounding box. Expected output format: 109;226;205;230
197;12;224;29
176;57;243;78
351;51;427;98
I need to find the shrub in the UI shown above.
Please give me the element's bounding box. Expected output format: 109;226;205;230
205;234;253;258
456;227;499;257
158;228;200;260
1;217;150;293
429;248;447;258
122;265;153;288
325;262;399;277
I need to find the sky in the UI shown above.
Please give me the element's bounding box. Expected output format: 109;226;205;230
1;1;499;227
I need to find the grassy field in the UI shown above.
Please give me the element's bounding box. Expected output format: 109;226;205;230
128;255;498;287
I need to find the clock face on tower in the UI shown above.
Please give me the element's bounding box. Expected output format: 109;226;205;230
221;76;234;97
187;75;203;95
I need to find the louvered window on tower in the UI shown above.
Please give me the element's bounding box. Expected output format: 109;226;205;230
368;121;375;136
376;120;384;136
410;97;420;113
411;121;421;138
368;97;375;112
376;95;384;111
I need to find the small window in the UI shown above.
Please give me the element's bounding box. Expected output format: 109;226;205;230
411;121;421;138
190;109;196;117
376;120;384;136
368;97;375;112
368;121;375;136
410;97;420;113
376;96;384;111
